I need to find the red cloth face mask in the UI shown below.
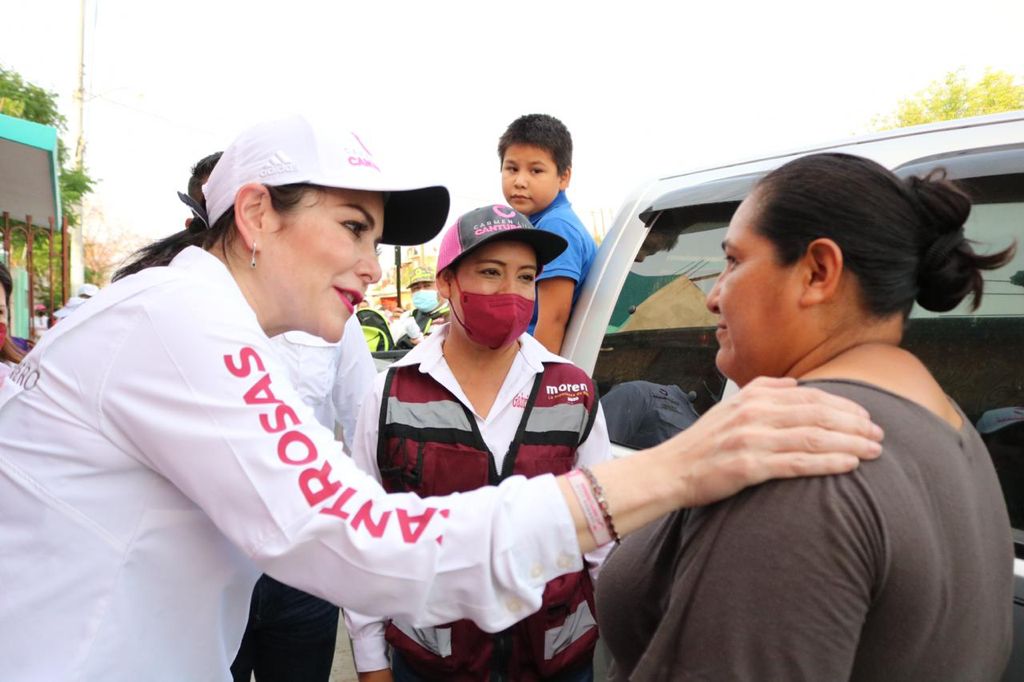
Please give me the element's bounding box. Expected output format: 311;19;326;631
450;278;534;349
0;322;6;349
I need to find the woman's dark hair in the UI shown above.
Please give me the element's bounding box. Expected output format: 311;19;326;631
0;260;12;307
0;260;25;363
752;152;1016;317
187;152;223;204
113;183;316;281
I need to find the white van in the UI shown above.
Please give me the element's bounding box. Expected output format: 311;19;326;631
561;110;1024;680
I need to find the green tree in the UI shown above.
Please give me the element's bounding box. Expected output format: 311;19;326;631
1;64;95;308
0;64;94;227
873;69;1024;131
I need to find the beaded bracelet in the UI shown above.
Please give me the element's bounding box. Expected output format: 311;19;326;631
566;469;613;547
578;466;621;545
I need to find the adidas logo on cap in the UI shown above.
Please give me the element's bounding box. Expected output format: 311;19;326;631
258;151;297;178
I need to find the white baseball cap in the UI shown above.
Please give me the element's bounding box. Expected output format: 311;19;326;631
76;283;100;299
203;114;450;246
53;296;86;319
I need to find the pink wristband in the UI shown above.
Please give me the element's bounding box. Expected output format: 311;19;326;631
566;469;613;547
579;465;621;544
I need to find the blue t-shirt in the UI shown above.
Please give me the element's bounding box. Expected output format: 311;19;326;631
527;191;597;333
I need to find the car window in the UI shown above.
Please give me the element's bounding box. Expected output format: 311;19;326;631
595;201;737;450
596;162;1024;540
897;170;1024;534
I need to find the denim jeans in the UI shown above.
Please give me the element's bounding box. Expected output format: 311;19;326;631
230;575;339;682
391;650;594;682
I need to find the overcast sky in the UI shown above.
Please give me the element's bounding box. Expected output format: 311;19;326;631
3;0;1023;250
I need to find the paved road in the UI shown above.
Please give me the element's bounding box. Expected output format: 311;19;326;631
329;620;359;682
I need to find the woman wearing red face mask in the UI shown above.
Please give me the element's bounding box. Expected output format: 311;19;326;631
346;205;612;682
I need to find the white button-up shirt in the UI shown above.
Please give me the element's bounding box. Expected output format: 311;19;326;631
0;247;584;682
345;325;613;672
271;316;376;442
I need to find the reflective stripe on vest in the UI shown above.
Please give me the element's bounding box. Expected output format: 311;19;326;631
386;386;590;440
544;600;597;660
386;396;473;433
391;604;597;664
392;620;453;658
526;402;591;441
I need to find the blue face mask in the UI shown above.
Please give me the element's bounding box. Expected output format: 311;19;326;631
412;290;439;313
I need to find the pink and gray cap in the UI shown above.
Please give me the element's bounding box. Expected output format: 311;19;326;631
436;204;567;273
203;114;450;246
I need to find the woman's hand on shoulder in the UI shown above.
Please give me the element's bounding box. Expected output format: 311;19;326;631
669;376;884;508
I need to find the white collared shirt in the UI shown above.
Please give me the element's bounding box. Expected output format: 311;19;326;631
0;247;585;682
270;316;375;444
345;324;613;672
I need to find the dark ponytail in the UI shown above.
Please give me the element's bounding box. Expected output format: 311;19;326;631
906;170;1015;312
113;183;318;282
113;212;231;281
753;153;1016;318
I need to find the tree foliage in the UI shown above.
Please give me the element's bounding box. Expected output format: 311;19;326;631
1;65;97;310
0;64;95;227
873;69;1024;131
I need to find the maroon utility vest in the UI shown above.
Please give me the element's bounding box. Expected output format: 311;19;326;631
377;362;600;681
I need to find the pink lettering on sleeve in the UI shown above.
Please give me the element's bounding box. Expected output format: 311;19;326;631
351;501;392;539
300;462;343;506
224;347;266;377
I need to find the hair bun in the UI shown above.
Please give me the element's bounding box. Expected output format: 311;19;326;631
905;171;971;239
907;170;1015;312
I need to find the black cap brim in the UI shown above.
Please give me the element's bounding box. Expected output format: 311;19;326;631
381;186;451;246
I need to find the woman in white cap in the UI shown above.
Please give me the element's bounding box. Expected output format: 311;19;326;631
0;116;882;681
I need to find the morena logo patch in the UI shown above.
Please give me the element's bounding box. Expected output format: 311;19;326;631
544;382;590;403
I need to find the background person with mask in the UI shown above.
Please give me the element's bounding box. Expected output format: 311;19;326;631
393;266;449;348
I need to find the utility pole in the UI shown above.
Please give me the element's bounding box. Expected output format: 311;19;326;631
74;0;86;171
69;0;87;291
394;245;402;308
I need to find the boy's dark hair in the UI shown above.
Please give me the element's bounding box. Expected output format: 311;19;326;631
753;152;1016;318
498;114;573;174
187;151;224;204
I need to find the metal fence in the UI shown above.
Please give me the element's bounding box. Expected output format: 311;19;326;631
1;210;69;341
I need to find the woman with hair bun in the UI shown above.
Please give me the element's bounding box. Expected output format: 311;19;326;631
597;152;1017;682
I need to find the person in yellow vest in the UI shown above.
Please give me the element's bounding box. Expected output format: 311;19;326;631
394;266;450;348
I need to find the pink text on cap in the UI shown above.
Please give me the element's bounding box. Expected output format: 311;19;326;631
474;222;520;236
346;132;380;172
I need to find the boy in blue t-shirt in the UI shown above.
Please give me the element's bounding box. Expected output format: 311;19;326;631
498;114;597;353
